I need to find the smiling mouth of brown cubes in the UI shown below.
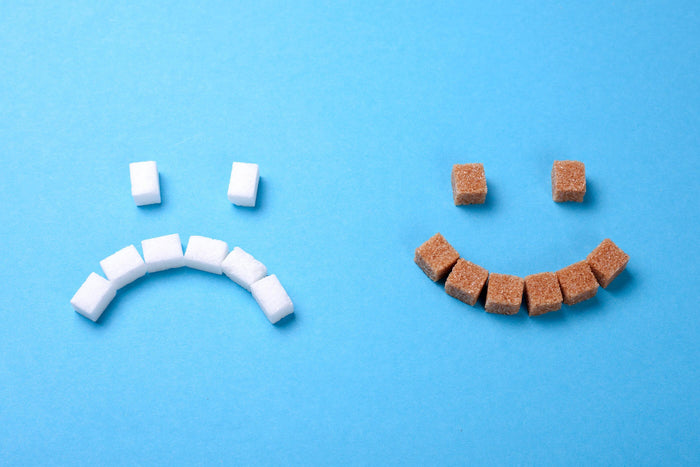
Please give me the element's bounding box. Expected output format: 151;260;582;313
414;234;629;316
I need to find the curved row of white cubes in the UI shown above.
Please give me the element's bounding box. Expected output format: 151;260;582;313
70;234;294;324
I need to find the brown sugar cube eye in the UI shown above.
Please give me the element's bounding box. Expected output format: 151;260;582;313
586;239;630;288
552;160;586;202
556;261;598;305
452;163;487;205
445;259;489;306
484;273;524;315
524;272;563;316
414;233;459;282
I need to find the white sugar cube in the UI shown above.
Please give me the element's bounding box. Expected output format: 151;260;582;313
129;161;161;206
141;233;185;273
222;247;267;291
70;273;117;322
227;162;259;207
250;274;294;324
100;245;147;289
184;235;229;274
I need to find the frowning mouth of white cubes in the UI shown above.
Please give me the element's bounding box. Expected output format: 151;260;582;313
70;234;293;325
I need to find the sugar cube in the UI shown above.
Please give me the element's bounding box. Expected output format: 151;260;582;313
99;244;147;289
524;272;563;316
452;163;487;205
552;160;586;202
586;239;630;288
556;261;598;305
444;258;489;306
141;234;185;273
184;235;229;274
414;233;460;282
227;162;260;207
485;273;524;315
250;274;294;324
70;273;116;322
129;161;161;206
222;247;267;291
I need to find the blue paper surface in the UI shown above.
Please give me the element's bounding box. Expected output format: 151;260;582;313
1;2;698;465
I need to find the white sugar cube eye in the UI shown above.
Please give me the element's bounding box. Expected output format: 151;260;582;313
141;234;185;273
184;236;229;274
222;247;267;291
99;245;147;289
70;273;117;322
129;161;161;206
227;162;259;207
250;274;293;324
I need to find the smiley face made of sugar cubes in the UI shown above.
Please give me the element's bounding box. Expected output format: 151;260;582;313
70;161;294;325
416;161;630;317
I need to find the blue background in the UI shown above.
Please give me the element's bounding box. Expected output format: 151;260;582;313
1;1;698;465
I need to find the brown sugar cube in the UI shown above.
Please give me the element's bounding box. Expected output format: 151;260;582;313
586;239;630;288
484;273;524;315
445;259;489;306
552;160;586;202
524;272;563;316
556;261;598;305
414;233;459;282
452;163;487;205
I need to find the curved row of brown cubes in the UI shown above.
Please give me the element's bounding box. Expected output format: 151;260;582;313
414;233;629;316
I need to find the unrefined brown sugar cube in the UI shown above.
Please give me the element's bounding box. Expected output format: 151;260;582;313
452;163;487;205
485;273;524;315
415;233;460;282
586;239;630;288
556;261;598;305
552;160;586;202
445;259;489;306
524;272;563;316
